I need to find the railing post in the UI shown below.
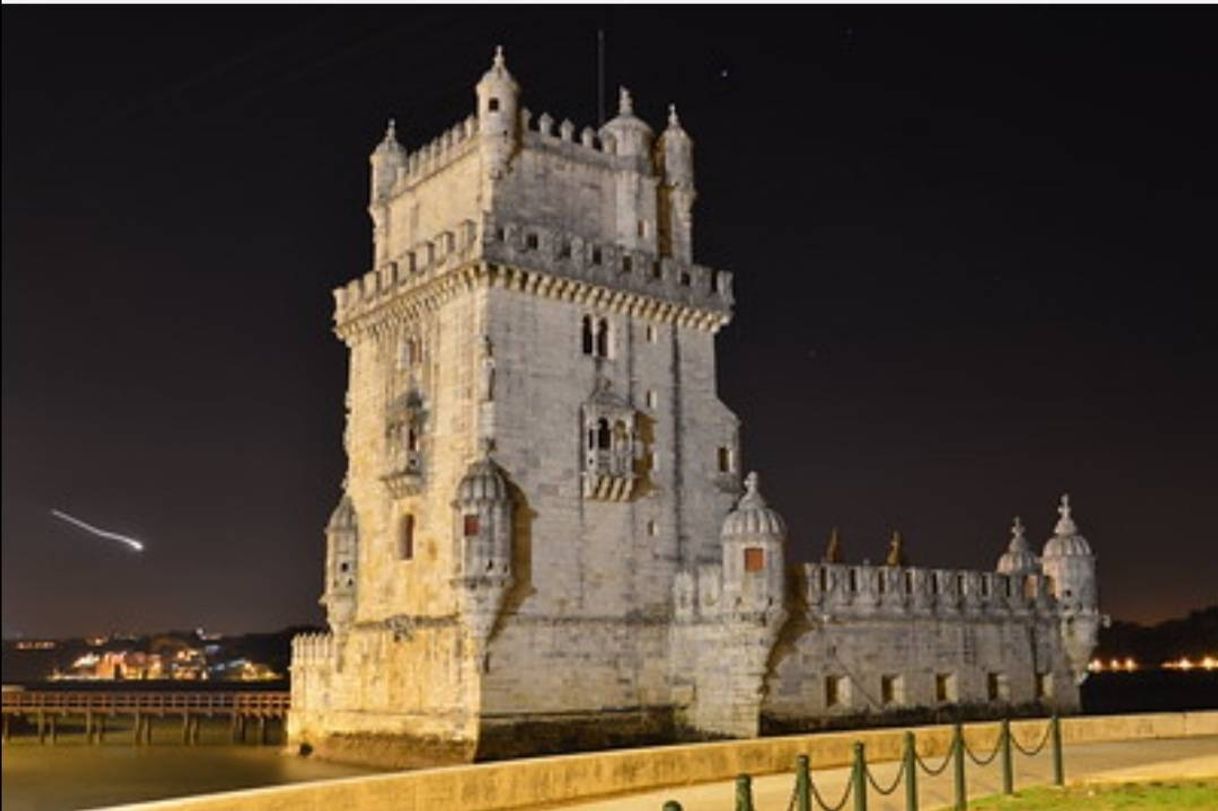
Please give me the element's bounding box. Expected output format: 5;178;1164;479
953;724;966;811
133;712;142;745
734;774;754;811
1001;719;1014;795
904;731;918;811
1051;713;1064;787
853;741;867;811
796;754;812;811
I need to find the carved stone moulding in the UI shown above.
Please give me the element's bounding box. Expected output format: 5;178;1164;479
583;473;637;501
382;469;424;498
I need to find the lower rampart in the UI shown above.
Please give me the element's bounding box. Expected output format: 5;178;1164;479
103;711;1218;811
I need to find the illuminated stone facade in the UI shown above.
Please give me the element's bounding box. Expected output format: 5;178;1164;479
288;49;1100;767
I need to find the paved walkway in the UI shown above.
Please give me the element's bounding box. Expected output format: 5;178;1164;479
544;736;1218;810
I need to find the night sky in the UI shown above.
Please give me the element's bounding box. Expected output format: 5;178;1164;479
3;7;1215;638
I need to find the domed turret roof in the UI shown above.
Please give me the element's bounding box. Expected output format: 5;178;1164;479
1042;494;1093;558
373;118;405;158
327;494;357;532
600;87;654;157
661;104;690;143
721;472;786;540
456;446;510;504
478;45;518;91
997;516;1039;575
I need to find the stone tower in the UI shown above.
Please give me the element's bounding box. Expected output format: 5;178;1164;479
289;48;739;765
289;48;1098;768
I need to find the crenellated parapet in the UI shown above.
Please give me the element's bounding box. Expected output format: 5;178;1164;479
480;215;731;315
384;115;481;196
800;562;1055;620
333;212;733;340
291;632;335;665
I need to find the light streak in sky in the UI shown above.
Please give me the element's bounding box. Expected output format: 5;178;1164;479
50;509;145;552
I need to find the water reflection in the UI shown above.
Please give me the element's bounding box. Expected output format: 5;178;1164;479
2;741;380;811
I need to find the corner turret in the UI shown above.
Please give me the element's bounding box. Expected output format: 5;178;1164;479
321;494;359;632
1040;494;1100;683
600;87;655;163
996;516;1039;576
370;118;406;204
656;104;695;262
720;472;787;616
452;444;515;648
475;46;520;179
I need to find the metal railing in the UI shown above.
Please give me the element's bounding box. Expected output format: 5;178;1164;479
662;716;1064;811
1;691;290;716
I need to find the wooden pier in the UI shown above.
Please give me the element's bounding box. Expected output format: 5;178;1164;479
1;690;290;745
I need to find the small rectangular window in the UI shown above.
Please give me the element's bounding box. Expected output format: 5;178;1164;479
679;271;691;286
622;256;633;273
488;97;500;112
1035;672;1054;700
717;446;733;473
881;674;905;706
935;672;958;703
591;247;602;265
525;232;539;250
463;514;480;537
987;672;1010;702
744;547;765;572
825;675;849;708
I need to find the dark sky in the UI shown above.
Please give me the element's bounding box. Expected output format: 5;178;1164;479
3;7;1215;638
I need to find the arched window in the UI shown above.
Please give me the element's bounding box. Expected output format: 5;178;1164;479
596;418;612;450
613;420;629;448
581;315;594;355
595;319;609;358
398;515;414;561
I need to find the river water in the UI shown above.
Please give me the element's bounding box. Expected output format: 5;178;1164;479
2;740;381;811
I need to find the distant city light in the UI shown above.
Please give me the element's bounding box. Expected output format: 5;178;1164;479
1161;656;1218;671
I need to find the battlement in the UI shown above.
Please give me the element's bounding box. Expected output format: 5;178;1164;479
334;213;732;334
480;214;731;313
291;632;335;665
799;563;1056;620
387;115;480;195
520;108;652;174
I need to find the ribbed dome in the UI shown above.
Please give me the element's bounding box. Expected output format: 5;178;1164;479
479;46;518;91
997;516;1039;575
1042;494;1093;558
600;87;653;155
456;452;510;504
373;119;405;158
721;472;786;539
327;495;357;531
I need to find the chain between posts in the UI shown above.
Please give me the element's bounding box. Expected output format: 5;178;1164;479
661;716;1062;811
962;729;1003;766
1009;718;1054;756
863;750;908;795
809;779;854;811
914;736;955;777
